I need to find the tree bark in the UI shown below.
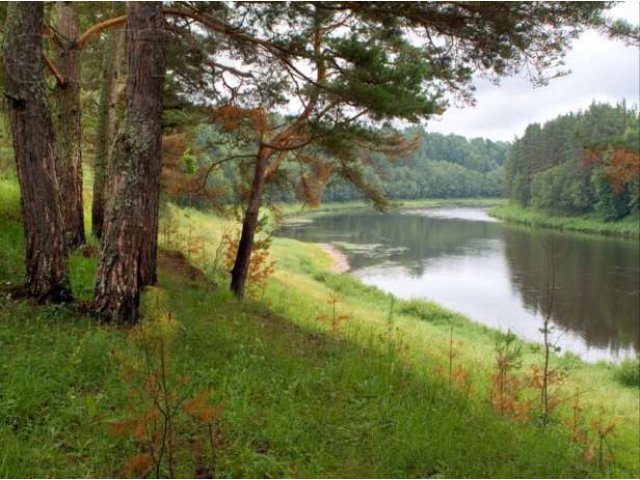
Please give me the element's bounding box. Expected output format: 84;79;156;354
92;21;127;239
3;2;72;303
54;1;85;249
92;1;165;324
230;150;267;299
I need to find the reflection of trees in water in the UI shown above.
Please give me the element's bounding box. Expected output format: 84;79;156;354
502;227;640;353
280;211;640;355
280;212;503;276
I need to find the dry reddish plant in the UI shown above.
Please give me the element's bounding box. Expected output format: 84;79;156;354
530;362;566;423
315;292;352;336
109;289;222;478
582;412;618;471
223;228;275;298
564;389;589;445
211;105;269;134
585;146;640;193
489;332;530;421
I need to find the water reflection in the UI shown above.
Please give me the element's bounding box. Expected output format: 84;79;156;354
278;208;640;362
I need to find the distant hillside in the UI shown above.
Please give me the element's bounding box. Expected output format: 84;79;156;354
321;129;510;202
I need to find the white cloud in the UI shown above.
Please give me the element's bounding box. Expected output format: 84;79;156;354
425;1;640;141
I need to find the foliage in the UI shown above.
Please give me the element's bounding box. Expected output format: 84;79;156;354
505;102;639;221
111;288;222;478
614;358;640;388
222;221;276;298
321;129;509;202
531;162;592;214
490;332;529;421
183;124;510;204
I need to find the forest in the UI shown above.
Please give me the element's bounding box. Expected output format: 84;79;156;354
0;1;639;478
169;126;510;206
504;102;639;221
321;130;510;201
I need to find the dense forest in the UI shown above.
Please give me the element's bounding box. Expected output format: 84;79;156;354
170;126;510;206
322;130;510;201
504;102;640;221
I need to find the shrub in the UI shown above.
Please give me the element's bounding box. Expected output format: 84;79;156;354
614;358;640;388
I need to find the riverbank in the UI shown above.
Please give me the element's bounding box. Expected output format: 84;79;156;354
172;201;639;476
0;178;638;477
489;203;640;239
279;196;507;217
319;243;350;273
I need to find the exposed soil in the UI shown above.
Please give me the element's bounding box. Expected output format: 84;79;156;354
159;249;212;284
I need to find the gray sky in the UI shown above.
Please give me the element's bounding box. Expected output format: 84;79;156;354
425;1;640;142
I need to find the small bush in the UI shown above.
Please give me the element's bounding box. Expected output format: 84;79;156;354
615;358;640;388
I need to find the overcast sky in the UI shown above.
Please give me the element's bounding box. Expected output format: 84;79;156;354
424;1;640;142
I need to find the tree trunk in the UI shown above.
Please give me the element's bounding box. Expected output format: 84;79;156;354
3;2;72;303
92;2;165;324
54;1;85;249
92;21;127;239
230;151;267;299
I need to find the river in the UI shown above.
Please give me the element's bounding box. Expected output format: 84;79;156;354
277;207;640;363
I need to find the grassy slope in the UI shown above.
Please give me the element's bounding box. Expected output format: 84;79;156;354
490;203;640;238
0;178;638;477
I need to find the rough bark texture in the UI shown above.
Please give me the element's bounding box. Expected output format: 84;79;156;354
92;1;165;324
3;2;73;303
230;151;267;299
54;1;85;248
92;23;127;239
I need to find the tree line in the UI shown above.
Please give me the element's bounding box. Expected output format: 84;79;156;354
321;130;509;201
504;102;640;220
164;126;509;205
1;1;635;324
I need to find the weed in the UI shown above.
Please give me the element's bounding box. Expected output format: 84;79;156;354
583;411;618;472
565;388;588;445
490;331;529;421
110;288;222;478
319;292;352;336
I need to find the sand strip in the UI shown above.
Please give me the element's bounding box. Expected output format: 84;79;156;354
319;243;350;273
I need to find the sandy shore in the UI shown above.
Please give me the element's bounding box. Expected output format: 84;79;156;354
319;243;350;273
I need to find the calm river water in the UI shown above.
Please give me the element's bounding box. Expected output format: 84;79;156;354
278;207;640;362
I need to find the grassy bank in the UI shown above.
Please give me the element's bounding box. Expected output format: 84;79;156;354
278;196;507;218
489;203;640;239
0;178;638;477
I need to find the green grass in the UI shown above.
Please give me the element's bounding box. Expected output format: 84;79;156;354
614;359;640;389
489;203;640;238
0;177;638;478
278;196;506;218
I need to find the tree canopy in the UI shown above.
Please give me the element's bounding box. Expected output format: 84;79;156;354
504;102;639;220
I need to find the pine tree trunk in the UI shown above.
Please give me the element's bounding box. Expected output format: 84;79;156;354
92;2;165;324
230;152;267;299
3;2;72;303
54;1;85;249
92;18;126;239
